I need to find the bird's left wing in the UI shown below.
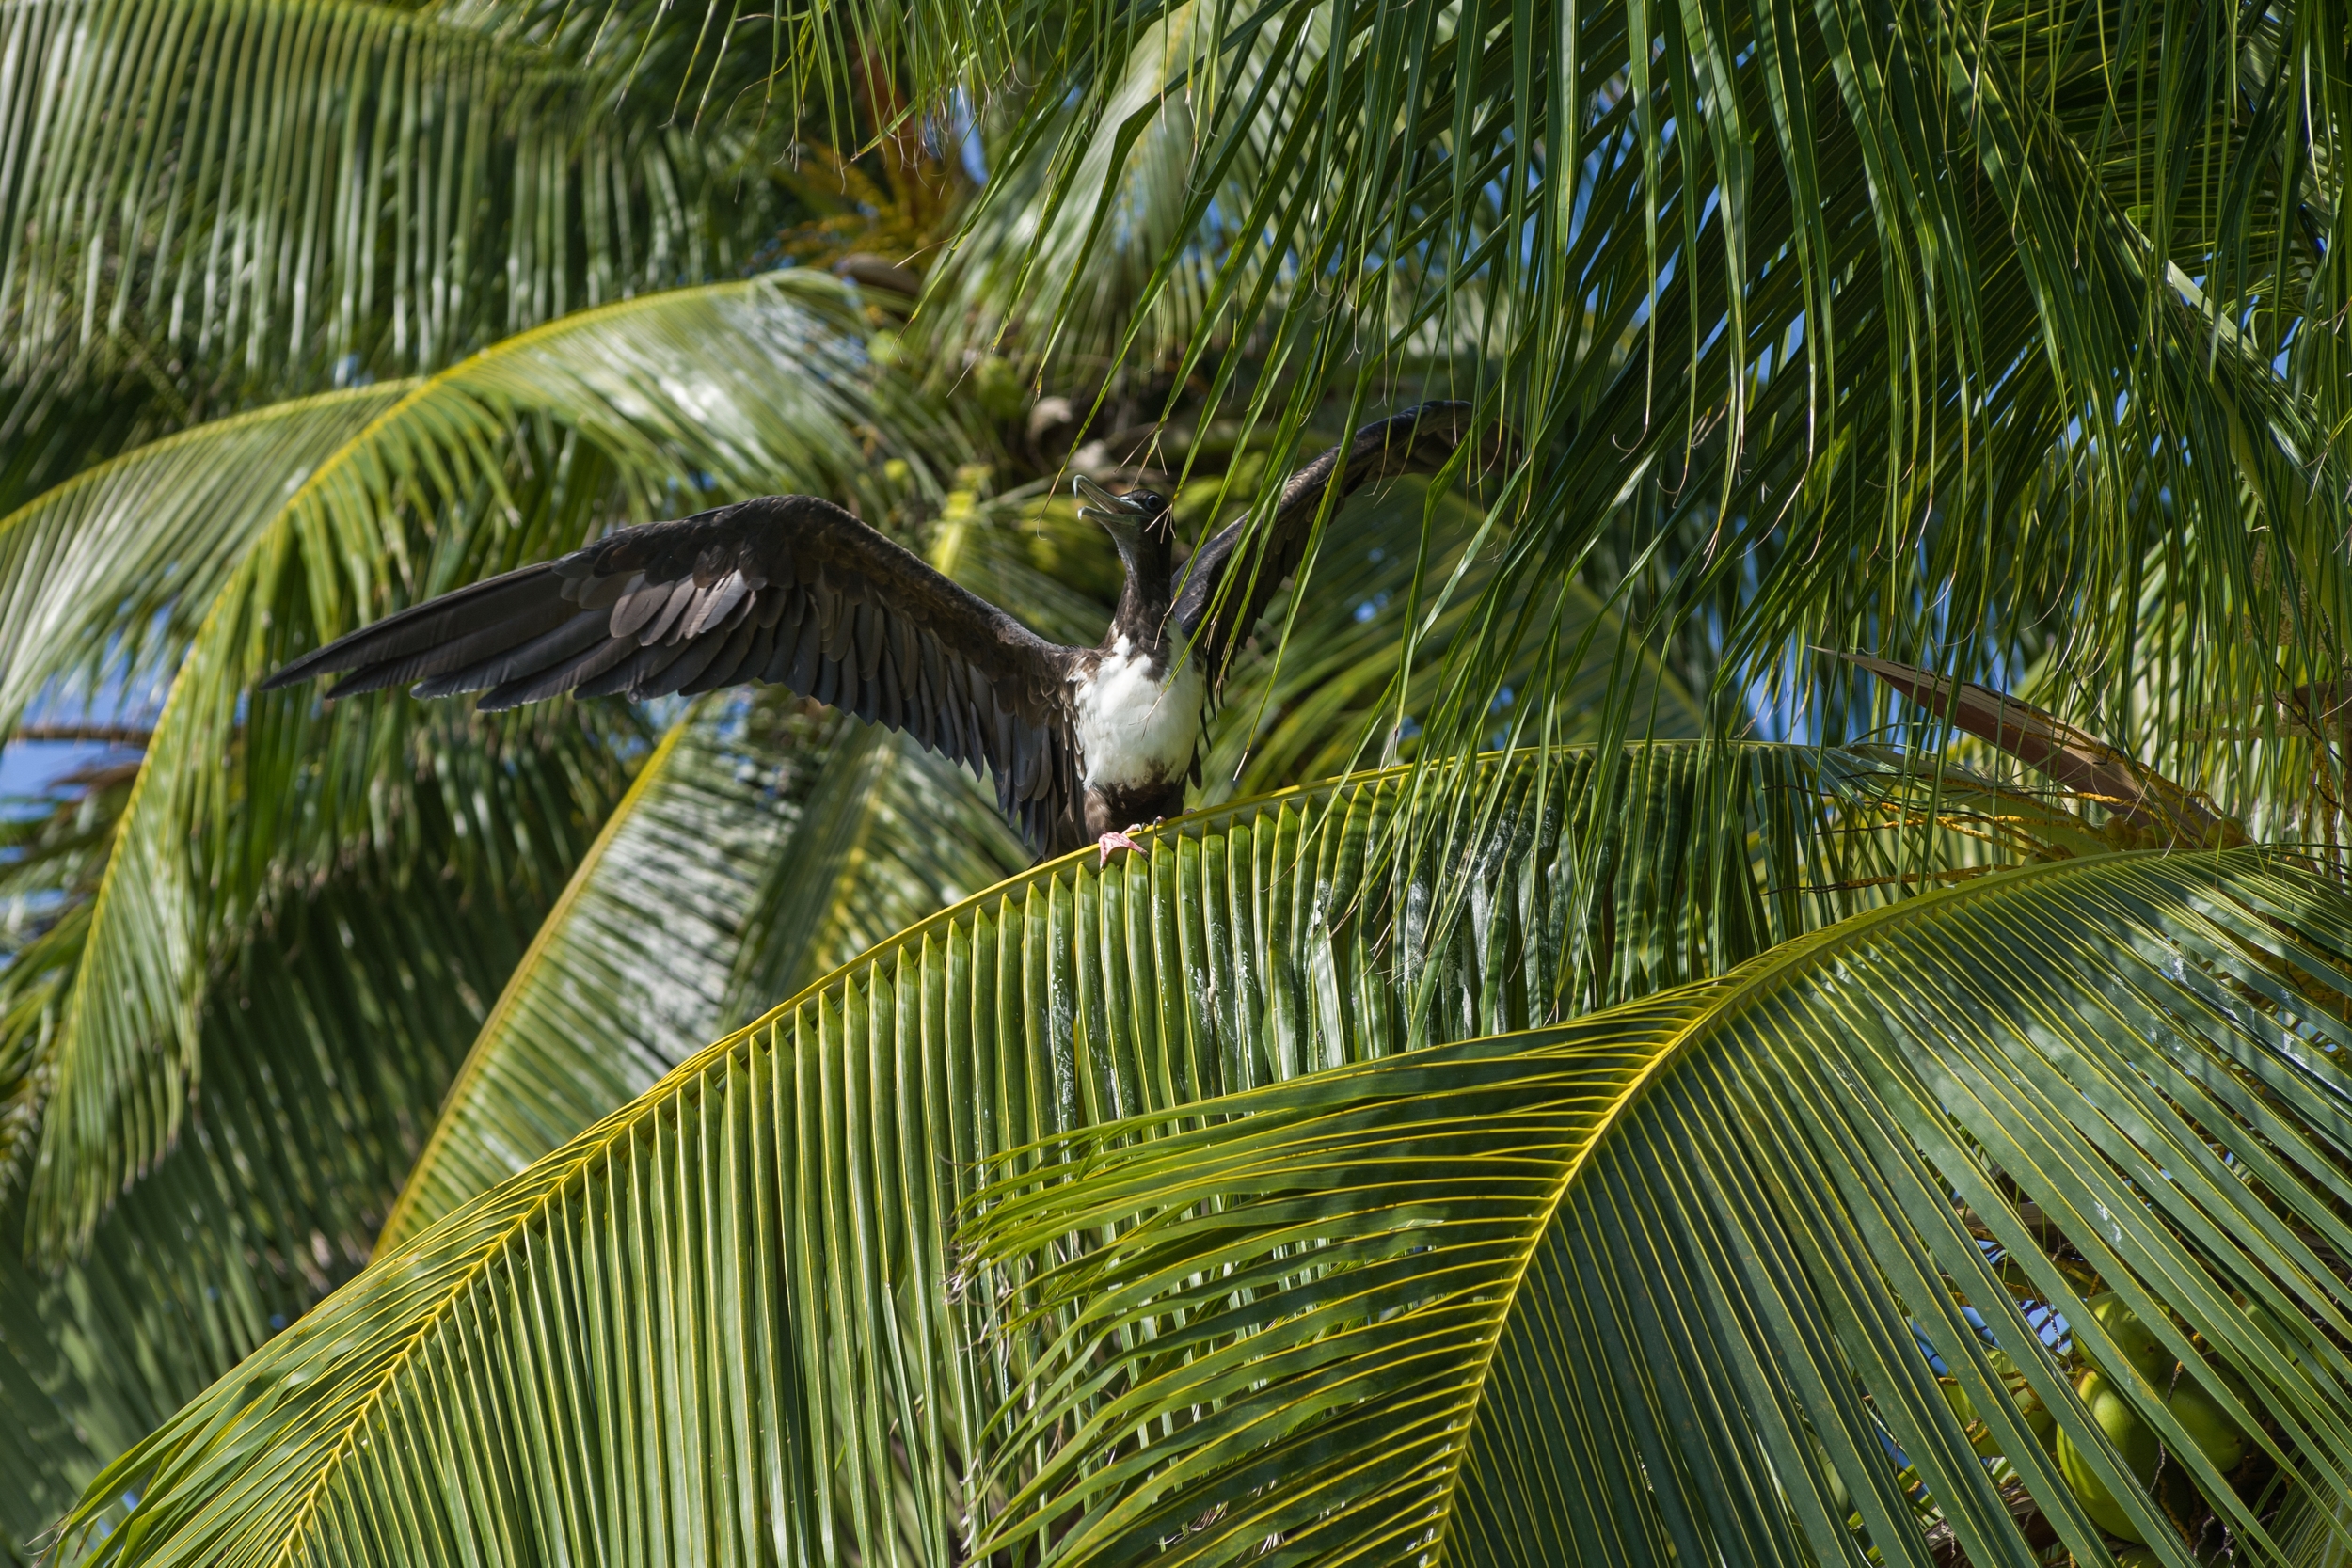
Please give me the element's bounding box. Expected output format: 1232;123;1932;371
1170;402;1490;688
264;496;1090;852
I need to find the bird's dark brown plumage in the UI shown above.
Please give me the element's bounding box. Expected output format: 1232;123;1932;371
1170;400;1491;685
263;403;1497;858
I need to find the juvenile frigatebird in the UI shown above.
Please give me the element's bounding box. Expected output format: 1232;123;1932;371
263;402;1497;862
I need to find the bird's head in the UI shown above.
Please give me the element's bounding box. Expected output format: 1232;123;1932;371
1073;475;1177;563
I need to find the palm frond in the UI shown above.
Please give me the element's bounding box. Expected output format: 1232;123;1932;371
45;743;1972;1566
367;698;788;1250
0;386;413;733
0;711;628;1552
962;849;2352;1566
886;0;2348;844
927;5;1293;383
718;720;1032;1027
1192;474;1705;803
0;0;808;394
17;273;916;1254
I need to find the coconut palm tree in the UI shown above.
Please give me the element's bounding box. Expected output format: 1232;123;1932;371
1;0;2347;1562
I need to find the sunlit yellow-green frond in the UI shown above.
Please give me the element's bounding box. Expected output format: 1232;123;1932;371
19;273;917;1256
964;849;2352;1566
50;743;1917;1566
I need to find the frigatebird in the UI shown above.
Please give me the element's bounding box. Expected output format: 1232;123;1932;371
263;402;1497;862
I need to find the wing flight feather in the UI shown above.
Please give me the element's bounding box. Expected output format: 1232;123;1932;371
1171;401;1494;689
263;496;1089;854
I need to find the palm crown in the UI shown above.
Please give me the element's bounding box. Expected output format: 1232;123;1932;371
0;0;2347;1563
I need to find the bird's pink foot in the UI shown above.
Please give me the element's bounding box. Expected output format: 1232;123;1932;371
1097;828;1146;866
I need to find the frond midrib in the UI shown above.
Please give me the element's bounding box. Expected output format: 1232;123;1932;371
1422;845;2239;1559
34;277;801;1249
375;708;706;1248
0;384;413;551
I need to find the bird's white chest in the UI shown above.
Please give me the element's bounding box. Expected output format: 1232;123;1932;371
1073;637;1206;789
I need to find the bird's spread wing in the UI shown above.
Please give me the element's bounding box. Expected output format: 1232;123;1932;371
1170;401;1486;687
263;496;1089;853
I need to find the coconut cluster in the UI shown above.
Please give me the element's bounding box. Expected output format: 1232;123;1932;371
1917;1291;2257;1551
2049;1294;2251;1544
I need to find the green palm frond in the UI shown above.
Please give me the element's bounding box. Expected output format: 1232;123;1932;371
961;850;2352;1566
0;0;807;393
718;720;1031;1026
0;387;413;732
0;711;628;1550
47;743;1924;1566
0;758;135;1189
373;689;1025;1251
2012;546;2352;854
1193;476;1705;803
12;272;915;1254
882;0;2348;827
929;4;1292;382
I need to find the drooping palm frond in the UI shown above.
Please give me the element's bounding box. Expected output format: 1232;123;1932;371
0;0;809;396
8;272;919;1254
46;743;1937;1566
882;0;2348;835
1189;472;1706;803
0;708;630;1553
961;849;2352;1567
0;387;414;732
2012;538;2352;856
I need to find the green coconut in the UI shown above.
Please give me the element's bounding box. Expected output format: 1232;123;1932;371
2166;1379;2247;1472
2082;1292;2174;1384
2056;1370;2162;1543
2057;1367;2251;1544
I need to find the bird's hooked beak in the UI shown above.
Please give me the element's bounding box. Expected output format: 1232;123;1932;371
1073;474;1152;531
1075;475;1176;554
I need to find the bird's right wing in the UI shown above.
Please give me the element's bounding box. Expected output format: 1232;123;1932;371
263;496;1090;854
